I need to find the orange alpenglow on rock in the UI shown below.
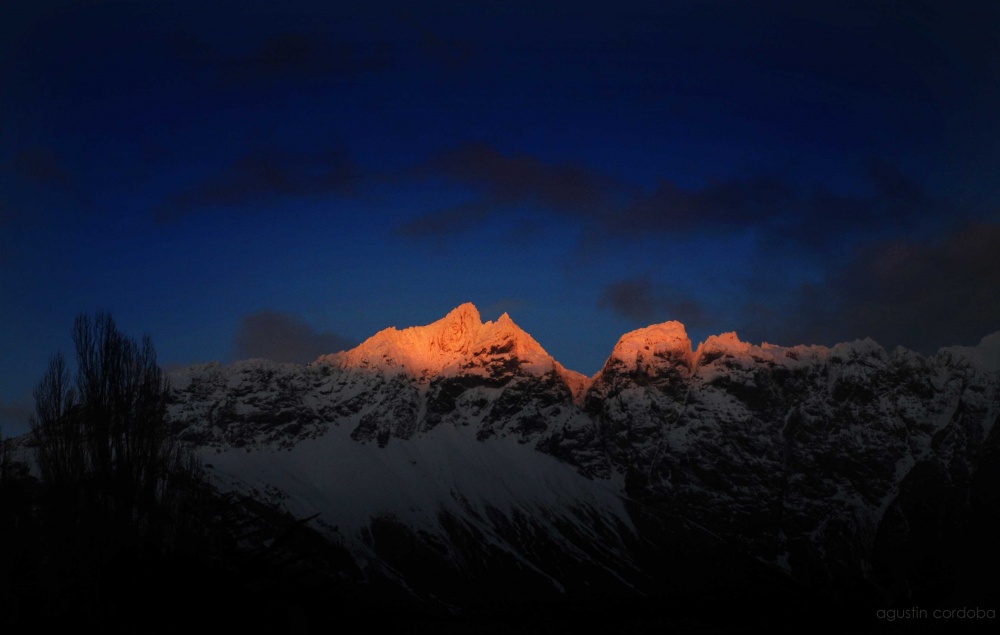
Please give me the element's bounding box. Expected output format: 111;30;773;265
316;303;587;391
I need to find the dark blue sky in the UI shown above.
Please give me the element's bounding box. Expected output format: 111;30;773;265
3;0;999;436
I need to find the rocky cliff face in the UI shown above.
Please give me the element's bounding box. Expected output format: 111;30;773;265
166;305;1000;611
571;327;1000;602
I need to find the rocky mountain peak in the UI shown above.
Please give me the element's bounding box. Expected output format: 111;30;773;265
427;302;482;355
167;304;1000;617
695;330;751;365
319;303;561;381
939;330;1000;371
604;320;694;373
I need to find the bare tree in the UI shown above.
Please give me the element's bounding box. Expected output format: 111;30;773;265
29;352;83;486
0;424;10;483
31;312;180;526
74;313;172;519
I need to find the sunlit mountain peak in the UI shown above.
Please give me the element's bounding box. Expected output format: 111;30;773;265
318;303;565;381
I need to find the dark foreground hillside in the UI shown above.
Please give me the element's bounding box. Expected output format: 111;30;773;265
2;452;997;635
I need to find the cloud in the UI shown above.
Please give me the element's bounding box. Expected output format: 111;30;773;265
864;157;926;207
424;143;622;213
598;275;709;328
418;28;477;71
401;145;941;261
789;222;1000;352
154;148;358;222
2;146;96;221
232;311;356;365
223;32;391;83
398;143;627;237
394;200;495;237
767;159;935;250
11;148;71;186
615;177;794;234
611;158;939;251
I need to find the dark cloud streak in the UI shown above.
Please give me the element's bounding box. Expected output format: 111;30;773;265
11;148;71;186
418;28;477;71
397;143;628;239
598;275;710;329
395;200;494;237
430;143;624;212
617;177;793;234
865;157;926;207
611;159;937;250
222;32;392;83
401;145;945;259
154;148;359;222
3;146;98;221
233;310;355;365
792;222;1000;353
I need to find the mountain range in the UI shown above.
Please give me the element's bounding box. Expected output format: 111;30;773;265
166;303;1000;628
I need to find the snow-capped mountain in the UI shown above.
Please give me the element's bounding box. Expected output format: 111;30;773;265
166;304;1000;613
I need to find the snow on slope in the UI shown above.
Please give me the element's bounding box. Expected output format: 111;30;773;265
203;419;631;543
167;303;1000;603
198;410;640;598
940;329;1000;372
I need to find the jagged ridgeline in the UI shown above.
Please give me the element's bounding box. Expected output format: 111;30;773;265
167;303;1000;623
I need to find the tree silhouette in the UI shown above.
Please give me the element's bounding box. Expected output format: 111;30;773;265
30;312;182;529
0;424;9;481
10;313;357;630
29;352;82;486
